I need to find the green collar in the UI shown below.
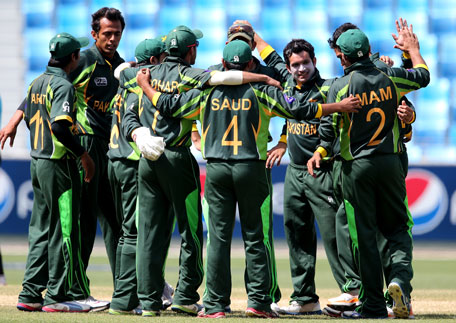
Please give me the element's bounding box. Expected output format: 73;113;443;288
163;55;191;67
45;66;70;80
344;57;374;75
88;44;122;66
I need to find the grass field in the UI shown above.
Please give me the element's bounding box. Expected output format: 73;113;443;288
0;235;455;322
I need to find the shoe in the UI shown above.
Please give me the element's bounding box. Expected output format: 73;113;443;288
278;301;322;315
328;290;360;311
75;295;110;312
42;301;91;312
341;309;363;319
322;306;342;317
171;303;203;316
224;305;232;313
387;302;414;319
197;309;226;318
388;282;410;319
270;302;280;314
142;310;160;317
162;281;174;309
108;306;142;315
0;274;6;286
246;307;279;318
17;302;42;312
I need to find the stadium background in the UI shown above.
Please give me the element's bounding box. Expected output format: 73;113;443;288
0;0;455;240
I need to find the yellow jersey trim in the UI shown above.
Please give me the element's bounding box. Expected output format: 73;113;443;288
315;103;323;119
279;134;287;144
260;45;275;61
316;146;328;158
413;63;429;71
152;92;161;106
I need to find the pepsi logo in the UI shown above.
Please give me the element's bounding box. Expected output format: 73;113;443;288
0;168;15;224
406;169;448;235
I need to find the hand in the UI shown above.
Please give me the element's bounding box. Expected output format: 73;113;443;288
265;77;283;90
191;131;201;151
266;141;287;168
380;55;394;67
0;109;24;149
397;100;414;123
338;94;361;113
392;18;419;54
307;151;322;178
132;127;166;161
80;151;95;183
233;20;252;28
0;124;18;149
136;68;151;89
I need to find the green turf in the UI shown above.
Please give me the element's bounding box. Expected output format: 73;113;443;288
1;242;456;322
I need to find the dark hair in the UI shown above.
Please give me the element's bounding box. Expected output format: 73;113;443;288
48;49;80;68
91;7;125;33
345;54;370;65
283;39;315;67
224;61;249;71
328;23;359;49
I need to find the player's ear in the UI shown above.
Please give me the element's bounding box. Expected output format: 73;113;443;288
250;40;257;51
221;59;227;69
91;29;98;41
246;59;254;71
313;57;317;66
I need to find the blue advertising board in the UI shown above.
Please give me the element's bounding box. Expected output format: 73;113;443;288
1;160;455;240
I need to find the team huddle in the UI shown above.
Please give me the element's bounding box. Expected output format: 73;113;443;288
0;5;429;320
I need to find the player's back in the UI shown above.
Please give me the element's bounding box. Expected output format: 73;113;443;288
340;64;399;159
202;83;272;161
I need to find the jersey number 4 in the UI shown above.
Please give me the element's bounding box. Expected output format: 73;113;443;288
222;115;242;155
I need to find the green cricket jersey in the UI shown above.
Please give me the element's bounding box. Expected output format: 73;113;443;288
69;45;124;139
151;81;323;160
262;49;334;165
122;56;213;147
327;58;429;161
318;53;417;159
107;78;141;161
24;66;77;159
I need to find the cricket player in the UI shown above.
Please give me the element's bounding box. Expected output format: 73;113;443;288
67;7;125;310
17;32;94;313
309;22;416;318
135;40;361;318
121;25;284;317
252;33;344;315
324;22;429;319
107;37;172;315
208;21;283;311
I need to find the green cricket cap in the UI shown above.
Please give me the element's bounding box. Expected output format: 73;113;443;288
165;25;203;57
49;32;89;59
223;40;252;64
336;29;370;59
135;37;166;63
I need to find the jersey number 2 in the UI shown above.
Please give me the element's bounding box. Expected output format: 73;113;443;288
222;115;242;155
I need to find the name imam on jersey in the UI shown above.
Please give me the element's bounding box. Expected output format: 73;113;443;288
355;86;392;106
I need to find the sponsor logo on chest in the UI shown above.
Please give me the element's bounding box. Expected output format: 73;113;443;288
94;77;108;86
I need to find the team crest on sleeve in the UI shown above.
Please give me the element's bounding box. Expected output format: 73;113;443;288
62;101;70;112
